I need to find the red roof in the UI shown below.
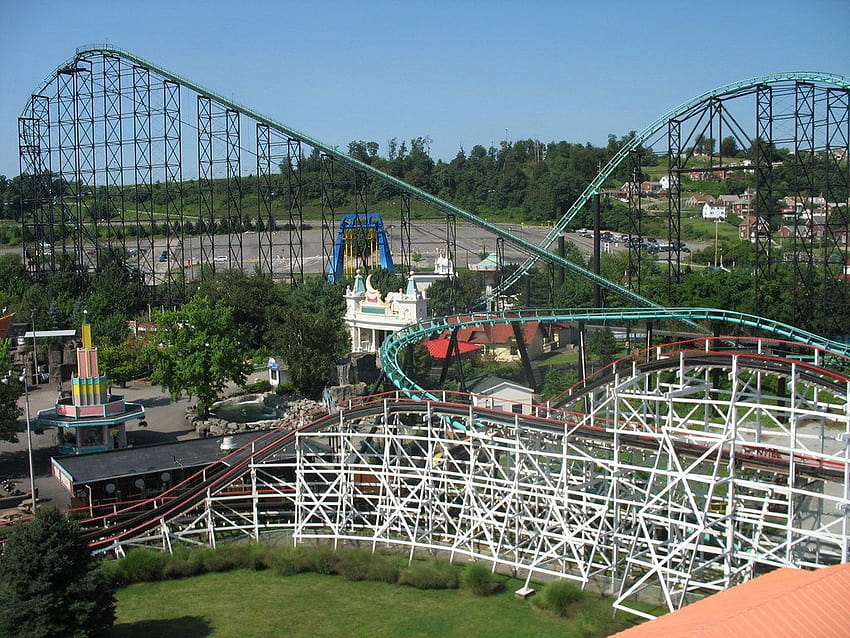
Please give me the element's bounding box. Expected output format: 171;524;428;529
422;339;480;359
445;320;541;346
0;313;13;340
612;563;850;638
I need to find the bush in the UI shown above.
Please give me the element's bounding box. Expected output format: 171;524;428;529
295;545;340;575
119;548;168;583
536;580;584;617
245;379;272;393
334;549;400;584
269;546;303;576
460;562;497;596
398;559;459;590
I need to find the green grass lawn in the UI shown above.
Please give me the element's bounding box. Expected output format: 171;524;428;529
113;569;636;638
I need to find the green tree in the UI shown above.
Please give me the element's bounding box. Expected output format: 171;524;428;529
149;295;250;415
586;326;619;362
720;136;739;158
98;335;151;388
427;270;484;316
0;507;116;637
271;278;350;399
0;340;22;443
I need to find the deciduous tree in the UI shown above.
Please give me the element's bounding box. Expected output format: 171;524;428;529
270;278;349;399
149;295;250;415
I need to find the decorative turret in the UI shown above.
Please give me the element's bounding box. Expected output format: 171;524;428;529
36;313;144;455
72;312;109;407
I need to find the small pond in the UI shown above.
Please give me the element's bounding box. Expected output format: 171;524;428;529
212;400;279;423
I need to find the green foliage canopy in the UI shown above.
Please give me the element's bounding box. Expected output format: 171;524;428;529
0;508;116;638
149;295;250;415
270;278;350;399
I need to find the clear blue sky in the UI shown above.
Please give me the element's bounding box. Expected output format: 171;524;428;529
1;0;848;178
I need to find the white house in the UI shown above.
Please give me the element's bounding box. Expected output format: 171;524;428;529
466;375;536;414
344;270;429;354
702;202;727;221
658;175;679;191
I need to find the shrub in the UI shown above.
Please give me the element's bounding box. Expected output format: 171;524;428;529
575;603;626;637
398;559;459;590
334;549;400;584
460;562;496;596
269;546;303;576
536;580;584;617
245;379;272;393
119;548;168;583
334;549;372;581
295;545;339;575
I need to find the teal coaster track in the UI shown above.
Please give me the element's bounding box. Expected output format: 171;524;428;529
379;307;850;399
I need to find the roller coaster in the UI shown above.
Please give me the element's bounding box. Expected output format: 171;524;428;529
13;45;850;616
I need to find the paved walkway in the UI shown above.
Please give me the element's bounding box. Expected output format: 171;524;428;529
0;373;267;511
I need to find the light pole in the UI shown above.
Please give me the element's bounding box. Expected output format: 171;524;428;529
21;371;36;511
3;367;36;511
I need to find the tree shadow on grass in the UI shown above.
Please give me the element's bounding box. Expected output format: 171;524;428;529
111;615;213;637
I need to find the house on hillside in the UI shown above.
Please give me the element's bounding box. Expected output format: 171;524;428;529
738;214;771;242
702;202;727;221
686;194;714;208
658;175;679;191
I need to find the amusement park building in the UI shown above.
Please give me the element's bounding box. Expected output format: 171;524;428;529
344;270;428;355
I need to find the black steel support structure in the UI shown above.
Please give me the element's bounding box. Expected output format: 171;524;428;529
101;55;125;271
286;138;304;285
133;65;156;285
823;89;850;336
667;118;683;303
225;109;243;270
399;193;412;278
18;94;52;277
320;153;337;279
753;84;774;317
626;151;643;295
791;82;817;328
162;79;183;303
197;95;218;273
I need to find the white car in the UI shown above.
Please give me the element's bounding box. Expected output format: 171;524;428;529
213;255;228;263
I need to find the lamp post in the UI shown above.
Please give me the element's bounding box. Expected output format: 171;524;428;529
22;371;36;511
3;367;36;511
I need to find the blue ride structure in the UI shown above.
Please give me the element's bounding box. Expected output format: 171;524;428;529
327;213;395;283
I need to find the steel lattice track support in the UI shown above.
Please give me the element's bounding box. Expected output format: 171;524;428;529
666;118;683;301
74;60;97;273
823;89;850;333
753;85;774;316
162;79;183;303
132;65;157;286
256;123;285;276
626;151;643;295
353;169;371;273
197;96;218;273
446;213;458;309
286;138;304;285
792;82;817;329
225;110;243;271
320;153;338;279
56;64;83;270
18;94;52;277
399;193;411;278
101;55;125;273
